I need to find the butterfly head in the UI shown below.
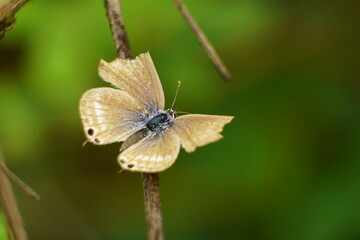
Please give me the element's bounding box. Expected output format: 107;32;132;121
166;109;177;118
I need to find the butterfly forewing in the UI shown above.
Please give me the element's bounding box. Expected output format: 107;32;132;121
80;88;145;145
118;131;180;172
98;52;165;114
173;114;234;152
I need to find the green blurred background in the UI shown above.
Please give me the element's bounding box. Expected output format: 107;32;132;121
1;0;360;239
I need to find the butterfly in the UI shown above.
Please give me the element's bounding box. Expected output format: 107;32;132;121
79;52;233;173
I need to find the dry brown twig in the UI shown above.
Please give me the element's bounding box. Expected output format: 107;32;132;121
0;0;29;39
172;0;232;81
104;0;132;59
0;152;27;240
0;162;40;201
104;0;164;239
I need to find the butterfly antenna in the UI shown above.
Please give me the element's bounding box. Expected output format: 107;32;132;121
175;111;191;115
171;81;181;110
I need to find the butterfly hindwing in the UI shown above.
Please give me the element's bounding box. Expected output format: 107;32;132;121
118;130;180;172
79;87;145;145
172;114;234;152
98;52;165;114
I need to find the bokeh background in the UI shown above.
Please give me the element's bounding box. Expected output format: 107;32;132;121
1;0;360;239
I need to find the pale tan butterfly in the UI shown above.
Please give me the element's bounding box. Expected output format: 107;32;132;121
79;52;233;173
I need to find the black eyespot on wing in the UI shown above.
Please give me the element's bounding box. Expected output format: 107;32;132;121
87;128;94;136
127;163;135;168
94;138;100;144
120;159;126;164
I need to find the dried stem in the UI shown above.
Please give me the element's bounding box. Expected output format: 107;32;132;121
141;173;164;240
0;0;29;39
0;153;27;240
172;0;232;81
104;1;164;239
0;163;40;201
104;0;132;59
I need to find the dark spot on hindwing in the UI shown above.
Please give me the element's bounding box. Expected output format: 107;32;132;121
87;128;94;136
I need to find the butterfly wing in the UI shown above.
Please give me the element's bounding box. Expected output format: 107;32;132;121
98;52;165;114
172;114;234;152
79;87;145;145
118;130;180;172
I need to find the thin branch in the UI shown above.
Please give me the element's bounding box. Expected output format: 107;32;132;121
141;173;164;240
172;0;232;81
0;153;27;240
0;163;40;201
104;0;132;59
0;0;29;39
103;1;164;240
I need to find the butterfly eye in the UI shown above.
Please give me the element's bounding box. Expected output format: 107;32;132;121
87;128;94;136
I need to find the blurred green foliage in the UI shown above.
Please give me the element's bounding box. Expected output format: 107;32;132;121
0;0;360;239
0;211;8;240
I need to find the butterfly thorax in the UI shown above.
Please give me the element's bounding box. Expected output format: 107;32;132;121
146;110;174;132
